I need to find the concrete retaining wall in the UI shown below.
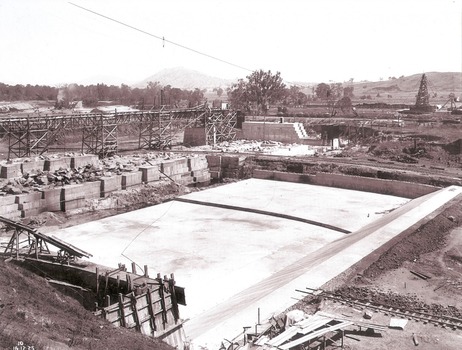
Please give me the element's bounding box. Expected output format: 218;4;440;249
71;155;100;169
122;171;143;189
100;176;122;197
0;155;215;218
82;181;102;200
44;157;72;171
242;122;301;143
62;184;86;212
1;155;98;179
252;169;438;199
139;165;160;183
42;188;63;212
161;158;189;176
21;160;45;175
252;169;313;184
311;173;438;199
0;195;21;219
1;163;22;178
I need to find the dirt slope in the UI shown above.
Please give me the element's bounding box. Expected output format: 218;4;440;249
0;258;174;350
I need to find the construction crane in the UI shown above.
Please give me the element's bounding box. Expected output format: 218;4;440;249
438;93;462;115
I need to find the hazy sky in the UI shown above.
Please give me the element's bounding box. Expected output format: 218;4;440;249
0;0;461;86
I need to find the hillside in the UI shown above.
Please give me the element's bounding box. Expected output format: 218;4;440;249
135;67;234;90
353;72;462;94
0;259;173;350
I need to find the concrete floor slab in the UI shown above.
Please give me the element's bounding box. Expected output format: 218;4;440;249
187;186;462;349
51;179;422;348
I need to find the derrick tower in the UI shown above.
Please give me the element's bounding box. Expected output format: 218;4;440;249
411;74;435;113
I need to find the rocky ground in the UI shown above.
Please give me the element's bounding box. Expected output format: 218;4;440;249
290;194;462;349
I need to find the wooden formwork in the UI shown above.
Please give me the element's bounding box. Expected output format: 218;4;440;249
100;274;186;349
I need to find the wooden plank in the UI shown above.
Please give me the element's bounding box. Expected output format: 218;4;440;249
279;321;353;350
146;289;157;332
298;318;334;335
130;292;142;332
118;293;126;327
266;327;299;346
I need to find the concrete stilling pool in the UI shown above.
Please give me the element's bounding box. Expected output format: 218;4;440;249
53;179;462;349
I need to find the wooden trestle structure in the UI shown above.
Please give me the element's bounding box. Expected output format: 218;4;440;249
0;216;92;262
0;104;238;158
0;216;187;348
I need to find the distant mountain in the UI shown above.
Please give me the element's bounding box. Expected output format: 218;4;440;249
135;67;235;90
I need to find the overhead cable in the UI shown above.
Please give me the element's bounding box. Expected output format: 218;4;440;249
69;2;253;73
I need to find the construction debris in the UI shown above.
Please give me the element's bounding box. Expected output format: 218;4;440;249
389;318;408;330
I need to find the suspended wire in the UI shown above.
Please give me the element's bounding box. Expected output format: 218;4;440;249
69;2;253;73
120;199;176;271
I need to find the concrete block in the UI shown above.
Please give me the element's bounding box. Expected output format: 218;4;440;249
44;157;72;172
222;169;241;178
221;156;243;169
0;203;20;215
21;207;46;218
42;188;63;212
63;198;87;212
310;174;438;199
187;156;208;170
122;171;143;189
100;176;122;197
0;195;18;206
82;181;102;199
15;192;43;204
161;158;189;175
206;155;221;167
183;127;206;146
71;155;100;169
62;184;84;201
193;173;211;183
18;199;46;210
252;169;313;184
2;210;22;220
210;171;221;179
1;163;22;179
139;166;160;183
21;160;45;175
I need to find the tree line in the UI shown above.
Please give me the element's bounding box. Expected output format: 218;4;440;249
1;70;355;113
227;70;355;114
0;82;206;109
